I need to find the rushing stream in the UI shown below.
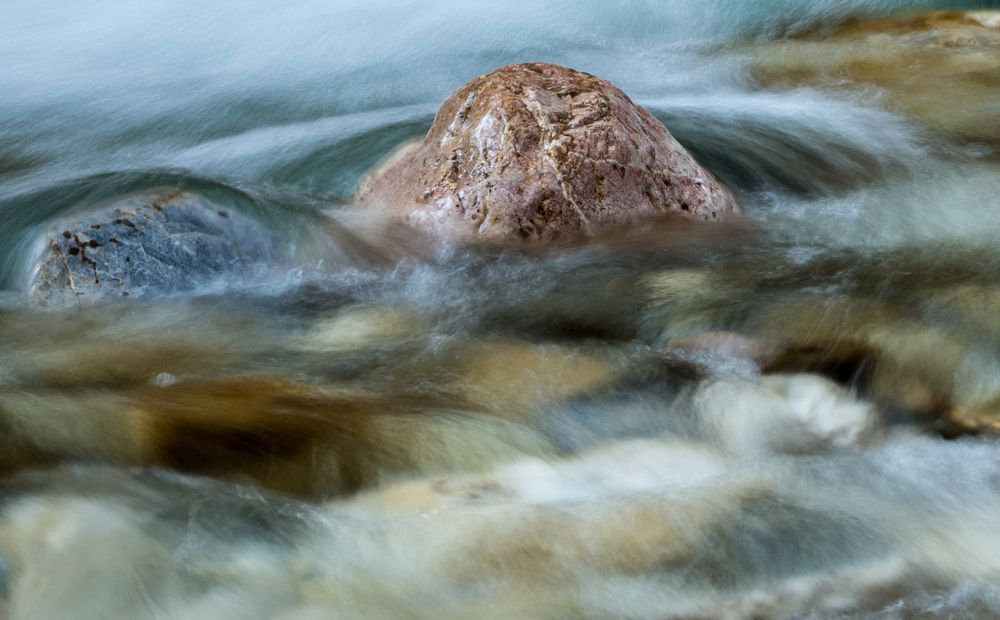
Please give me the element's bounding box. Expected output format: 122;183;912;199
4;0;1000;618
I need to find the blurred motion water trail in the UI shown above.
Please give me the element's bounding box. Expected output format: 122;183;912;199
3;0;1000;618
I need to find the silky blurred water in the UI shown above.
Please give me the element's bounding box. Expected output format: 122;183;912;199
3;1;1000;618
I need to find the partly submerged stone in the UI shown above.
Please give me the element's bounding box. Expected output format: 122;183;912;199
749;11;1000;143
31;189;283;305
355;62;739;244
694;373;875;456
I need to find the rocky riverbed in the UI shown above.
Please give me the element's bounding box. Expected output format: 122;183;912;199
2;2;1000;618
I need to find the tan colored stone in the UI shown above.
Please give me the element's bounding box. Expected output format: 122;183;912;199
750;11;1000;142
454;340;615;417
355;63;739;244
667;331;788;366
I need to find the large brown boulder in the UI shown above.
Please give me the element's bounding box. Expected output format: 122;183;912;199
354;63;739;243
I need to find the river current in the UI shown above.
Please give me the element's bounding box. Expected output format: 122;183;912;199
3;1;1000;618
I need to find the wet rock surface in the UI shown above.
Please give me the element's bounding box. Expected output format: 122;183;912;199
31;189;284;305
750;11;1000;143
355;62;739;244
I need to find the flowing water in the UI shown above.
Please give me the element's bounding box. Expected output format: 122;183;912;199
3;0;1000;618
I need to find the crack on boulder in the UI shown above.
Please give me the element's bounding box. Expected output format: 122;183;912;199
522;87;593;235
355;62;739;243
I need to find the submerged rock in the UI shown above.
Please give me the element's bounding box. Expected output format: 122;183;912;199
30;189;283;305
750;11;1000;143
355;62;739;244
694;373;875;456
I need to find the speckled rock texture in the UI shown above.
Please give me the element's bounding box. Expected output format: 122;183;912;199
31;189;283;305
356;62;739;244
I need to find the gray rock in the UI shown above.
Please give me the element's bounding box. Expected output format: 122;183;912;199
30;189;283;305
